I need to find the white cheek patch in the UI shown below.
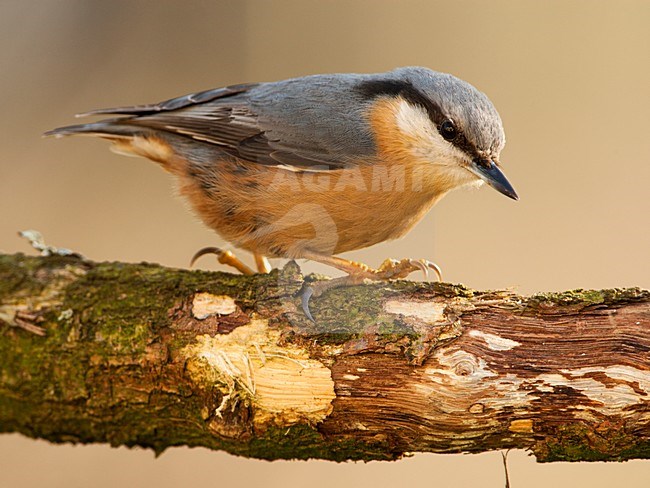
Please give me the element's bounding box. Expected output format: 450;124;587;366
394;99;435;140
394;100;468;166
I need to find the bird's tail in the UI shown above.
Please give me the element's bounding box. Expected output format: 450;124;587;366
44;118;142;140
44;119;182;172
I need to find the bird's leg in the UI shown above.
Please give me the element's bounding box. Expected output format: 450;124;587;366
190;247;255;275
302;252;442;281
299;251;442;321
254;253;271;273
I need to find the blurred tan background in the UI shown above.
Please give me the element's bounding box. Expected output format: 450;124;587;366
1;0;648;487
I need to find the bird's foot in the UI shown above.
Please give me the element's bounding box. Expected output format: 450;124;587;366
372;258;443;281
190;247;271;274
190;247;255;275
299;257;443;321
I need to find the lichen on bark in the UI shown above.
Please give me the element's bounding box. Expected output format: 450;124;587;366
0;253;648;462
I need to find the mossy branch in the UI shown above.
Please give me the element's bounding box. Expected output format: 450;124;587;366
0;252;648;462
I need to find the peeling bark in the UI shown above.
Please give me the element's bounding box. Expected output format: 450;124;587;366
0;253;648;462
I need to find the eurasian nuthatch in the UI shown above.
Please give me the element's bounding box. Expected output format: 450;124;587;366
47;67;518;318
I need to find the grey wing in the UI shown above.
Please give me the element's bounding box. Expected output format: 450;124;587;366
71;80;374;170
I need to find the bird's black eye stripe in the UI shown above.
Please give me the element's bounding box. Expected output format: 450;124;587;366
356;79;445;125
356;78;481;160
439;119;457;141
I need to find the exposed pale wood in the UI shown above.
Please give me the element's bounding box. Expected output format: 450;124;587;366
0;253;648;462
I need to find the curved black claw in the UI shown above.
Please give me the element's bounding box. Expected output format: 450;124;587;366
190;246;223;267
300;285;316;323
298;275;363;323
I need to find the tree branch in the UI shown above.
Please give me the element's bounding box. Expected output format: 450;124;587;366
0;253;648;462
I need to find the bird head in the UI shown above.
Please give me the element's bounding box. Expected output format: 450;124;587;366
358;67;518;200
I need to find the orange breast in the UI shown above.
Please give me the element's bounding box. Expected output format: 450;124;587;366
174;97;448;258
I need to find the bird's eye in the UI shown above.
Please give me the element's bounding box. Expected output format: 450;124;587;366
439;119;457;141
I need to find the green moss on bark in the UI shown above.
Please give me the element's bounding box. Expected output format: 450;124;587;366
1;253;649;462
536;422;647;462
527;287;649;312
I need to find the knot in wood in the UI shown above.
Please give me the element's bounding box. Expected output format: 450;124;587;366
454;358;476;376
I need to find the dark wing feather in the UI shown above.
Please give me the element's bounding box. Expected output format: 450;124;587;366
76;84;254;116
81;83;352;169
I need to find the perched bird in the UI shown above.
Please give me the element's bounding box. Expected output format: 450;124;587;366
46;67;517;318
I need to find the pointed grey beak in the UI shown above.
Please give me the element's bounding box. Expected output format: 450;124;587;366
471;159;519;201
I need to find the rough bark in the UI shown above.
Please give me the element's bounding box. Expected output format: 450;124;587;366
0;252;648;462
